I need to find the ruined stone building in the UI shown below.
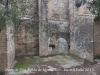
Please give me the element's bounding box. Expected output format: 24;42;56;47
0;0;100;73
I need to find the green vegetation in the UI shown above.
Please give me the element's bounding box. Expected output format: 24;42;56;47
88;0;100;16
13;56;43;71
88;0;100;22
14;62;29;70
0;0;38;34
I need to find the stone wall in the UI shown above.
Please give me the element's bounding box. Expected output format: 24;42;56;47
7;20;15;69
69;0;94;62
0;1;98;72
39;0;49;56
0;0;99;73
48;0;69;21
48;20;69;55
15;20;39;56
47;0;70;55
0;20;15;72
39;0;70;56
15;0;39;56
94;21;100;56
0;30;7;72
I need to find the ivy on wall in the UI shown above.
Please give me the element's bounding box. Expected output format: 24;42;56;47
87;0;100;22
0;0;39;35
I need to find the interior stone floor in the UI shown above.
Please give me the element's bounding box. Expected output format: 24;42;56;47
6;54;100;75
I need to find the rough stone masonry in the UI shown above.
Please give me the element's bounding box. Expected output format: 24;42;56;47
0;0;100;73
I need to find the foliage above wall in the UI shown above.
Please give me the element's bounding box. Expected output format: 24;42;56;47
75;0;100;23
88;0;100;22
0;0;39;35
0;0;19;29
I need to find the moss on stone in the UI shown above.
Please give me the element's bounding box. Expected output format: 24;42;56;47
13;56;43;71
14;62;29;70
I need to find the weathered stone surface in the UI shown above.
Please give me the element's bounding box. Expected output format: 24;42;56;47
0;20;15;72
69;0;94;62
48;20;69;55
17;0;38;18
0;1;97;72
0;52;7;72
39;0;49;56
39;0;70;56
48;0;69;21
15;23;39;56
56;38;68;54
94;22;100;56
15;0;39;56
7;21;15;69
0;30;7;72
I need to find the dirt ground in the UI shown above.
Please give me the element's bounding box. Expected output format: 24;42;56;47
23;60;99;75
7;55;100;75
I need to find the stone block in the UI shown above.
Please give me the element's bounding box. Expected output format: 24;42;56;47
94;22;100;56
0;52;7;72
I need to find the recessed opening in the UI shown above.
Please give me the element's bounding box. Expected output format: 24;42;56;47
49;44;55;48
0;29;1;32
